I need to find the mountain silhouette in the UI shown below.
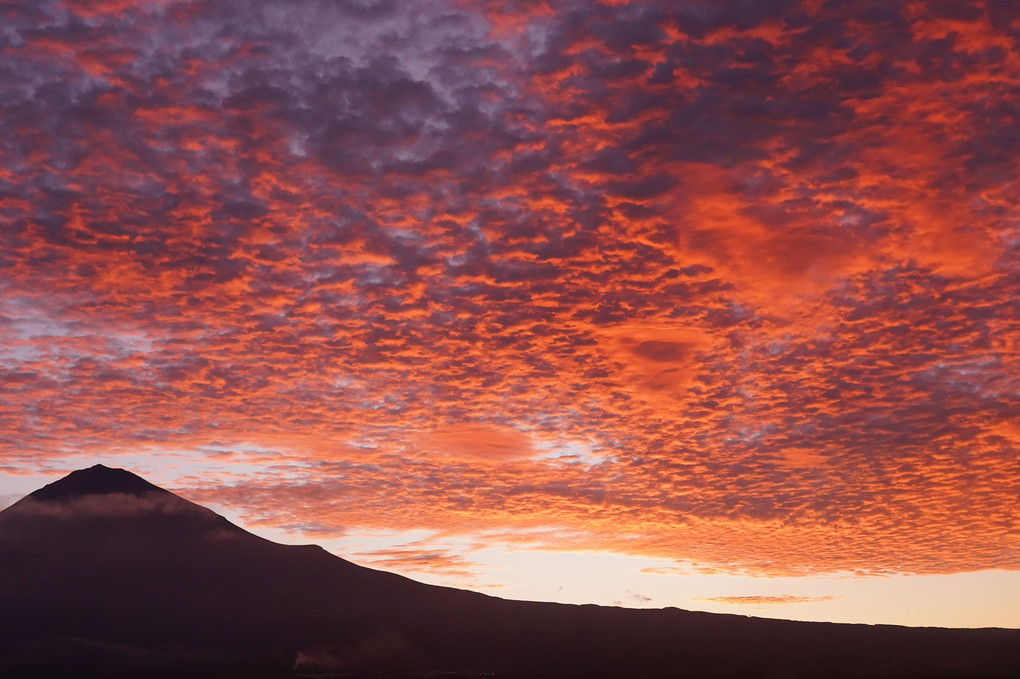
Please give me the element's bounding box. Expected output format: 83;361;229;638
1;465;1017;678
25;464;173;502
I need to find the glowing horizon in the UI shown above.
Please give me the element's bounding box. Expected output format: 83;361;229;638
1;0;1018;627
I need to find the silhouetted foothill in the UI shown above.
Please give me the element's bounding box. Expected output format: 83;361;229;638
1;466;1018;678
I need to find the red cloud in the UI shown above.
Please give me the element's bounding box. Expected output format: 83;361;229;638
1;0;1018;579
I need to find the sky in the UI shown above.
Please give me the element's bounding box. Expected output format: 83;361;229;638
1;0;1018;628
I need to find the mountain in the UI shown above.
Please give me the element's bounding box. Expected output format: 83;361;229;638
0;465;1017;678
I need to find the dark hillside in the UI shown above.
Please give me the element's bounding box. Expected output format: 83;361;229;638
1;466;1017;678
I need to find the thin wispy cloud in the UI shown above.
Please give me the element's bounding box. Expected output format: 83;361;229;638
697;595;842;606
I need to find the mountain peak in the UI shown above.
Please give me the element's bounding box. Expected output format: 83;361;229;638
28;464;168;503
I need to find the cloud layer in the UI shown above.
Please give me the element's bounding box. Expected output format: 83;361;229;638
1;0;1018;577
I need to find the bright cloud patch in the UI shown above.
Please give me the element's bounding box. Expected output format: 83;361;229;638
0;0;1018;581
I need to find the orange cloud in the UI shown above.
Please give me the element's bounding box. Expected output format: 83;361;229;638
352;545;484;580
1;0;1018;581
417;423;537;462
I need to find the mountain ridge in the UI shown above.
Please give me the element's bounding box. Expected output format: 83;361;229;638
25;464;168;502
1;466;1018;678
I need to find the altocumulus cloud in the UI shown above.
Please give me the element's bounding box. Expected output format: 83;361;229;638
0;0;1019;577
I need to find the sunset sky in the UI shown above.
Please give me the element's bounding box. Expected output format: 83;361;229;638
1;0;1018;628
